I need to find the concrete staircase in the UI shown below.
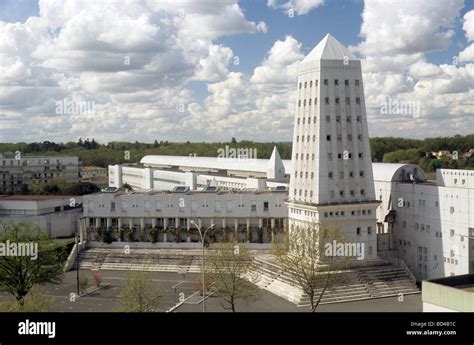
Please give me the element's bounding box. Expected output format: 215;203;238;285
73;248;202;273
252;256;420;307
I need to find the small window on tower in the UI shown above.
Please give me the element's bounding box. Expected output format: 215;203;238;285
356;98;360;104
336;116;341;122
309;99;312;106
346;97;350;105
355;80;360;86
328;172;333;178
325;97;329;104
324;79;328;85
297;118;300;124
296;136;299;142
315;80;318;86
361;189;365;195
357;227;361;236
309;81;312;87
298;100;301;107
304;82;307;88
299;82;302;89
349;172;354;178
359;171;364;177
358;153;362;158
326;135;331;141
339;191;344;197
308;117;311;124
314;98;317;105
345;80;349;86
335;79;339;85
311;173;314;179
335;97;340;104
303;100;306;106
326;116;330;122
350;190;354;196
356;116;361;122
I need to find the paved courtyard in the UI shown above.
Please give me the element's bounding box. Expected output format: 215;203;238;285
0;269;422;312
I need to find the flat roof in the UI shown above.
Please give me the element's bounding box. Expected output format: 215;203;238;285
428;273;474;291
0;195;77;201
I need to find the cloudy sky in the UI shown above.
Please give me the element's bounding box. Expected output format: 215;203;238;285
0;0;473;143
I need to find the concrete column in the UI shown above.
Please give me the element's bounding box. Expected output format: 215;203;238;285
106;217;112;228
271;218;275;243
95;218;101;229
152;218;156;228
129;218;133;230
140;218;145;230
222;218;226;239
198;218;202;228
234;218;238;240
118;218;122;228
258;218;263;228
187;218;191;231
222;218;226;228
175;217;180;229
246;218;250;243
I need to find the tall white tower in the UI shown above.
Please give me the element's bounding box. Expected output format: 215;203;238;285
287;34;379;259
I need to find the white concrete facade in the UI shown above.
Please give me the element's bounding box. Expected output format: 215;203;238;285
375;166;474;281
0;195;82;238
287;34;378;259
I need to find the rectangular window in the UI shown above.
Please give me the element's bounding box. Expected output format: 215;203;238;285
335;79;339;85
327;135;331;141
325;97;329;104
263;202;269;211
345;80;349;86
324;79;328;85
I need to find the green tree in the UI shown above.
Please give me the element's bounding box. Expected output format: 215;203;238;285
273;223;348;312
0;222;65;306
0;289;55;312
206;241;261;312
115;271;161;312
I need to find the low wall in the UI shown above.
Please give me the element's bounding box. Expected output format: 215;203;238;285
86;241;272;250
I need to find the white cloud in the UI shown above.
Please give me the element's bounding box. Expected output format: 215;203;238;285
267;0;324;15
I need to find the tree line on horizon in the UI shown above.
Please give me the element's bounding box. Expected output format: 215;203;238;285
0;134;473;172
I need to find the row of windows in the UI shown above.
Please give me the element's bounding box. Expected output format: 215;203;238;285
289;208;371;218
296;134;363;142
299;79;360;89
296;115;362;123
298;97;360;106
293;189;366;197
293;170;365;179
294;152;363;161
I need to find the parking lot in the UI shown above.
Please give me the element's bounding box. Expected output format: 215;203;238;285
0;269;422;312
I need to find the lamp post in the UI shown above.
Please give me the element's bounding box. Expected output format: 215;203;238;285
190;220;214;312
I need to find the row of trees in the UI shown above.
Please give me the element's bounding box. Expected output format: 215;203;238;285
18;181;100;196
1;135;472;170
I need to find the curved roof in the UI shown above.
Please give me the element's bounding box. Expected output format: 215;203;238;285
372;163;427;182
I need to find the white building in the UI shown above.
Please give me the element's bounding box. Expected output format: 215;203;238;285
0;195;82;238
286;34;379;259
109;146;289;192
375;165;474;281
82;188;287;244
0;155;80;194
